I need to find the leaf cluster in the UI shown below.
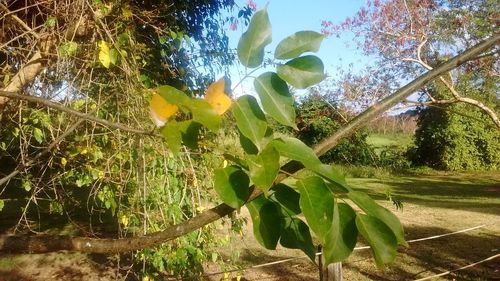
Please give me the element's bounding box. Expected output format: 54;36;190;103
154;7;407;268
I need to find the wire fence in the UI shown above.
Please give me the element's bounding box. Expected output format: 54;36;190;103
196;223;498;281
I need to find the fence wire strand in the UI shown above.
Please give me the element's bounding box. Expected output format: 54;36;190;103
199;223;494;280
412;252;500;281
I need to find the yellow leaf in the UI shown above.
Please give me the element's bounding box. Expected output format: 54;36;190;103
98;41;111;68
61;157;67;167
150;93;178;127
121;6;133;18
79;147;88;155
236;272;242;281
120;215;129;227
223;272;230;281
204;78;232;115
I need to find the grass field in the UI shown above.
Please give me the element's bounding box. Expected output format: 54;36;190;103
367;133;413;153
208;171;500;281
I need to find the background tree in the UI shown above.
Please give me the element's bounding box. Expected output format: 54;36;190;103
321;0;499;125
294;92;375;165
409;72;500;170
321;0;499;170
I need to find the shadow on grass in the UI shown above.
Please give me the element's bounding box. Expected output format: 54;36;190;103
349;174;500;215
345;224;500;281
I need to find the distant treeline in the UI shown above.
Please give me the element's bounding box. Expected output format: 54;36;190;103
366;110;417;135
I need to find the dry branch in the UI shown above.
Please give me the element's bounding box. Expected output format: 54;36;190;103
402;37;500;129
0;90;153;135
0;52;44;108
0;32;498;254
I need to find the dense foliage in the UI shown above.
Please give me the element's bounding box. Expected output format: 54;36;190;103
295;93;374;165
410;73;500;171
0;0;249;278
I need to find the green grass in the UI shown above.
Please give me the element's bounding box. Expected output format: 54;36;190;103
367;133;413;152
347;171;500;215
343;171;500;280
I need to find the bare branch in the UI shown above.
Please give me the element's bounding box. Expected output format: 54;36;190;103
403;0;414;34
0;90;154;135
401;36;500;129
0;118;87;188
0;3;38;37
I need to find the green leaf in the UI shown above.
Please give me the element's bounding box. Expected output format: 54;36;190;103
313;164;348;188
58;41;78;57
275;31;324;59
277;55;326;89
188;99;221;131
214;166;250;209
280;217;316;261
237;6;272;68
109;48;120;65
0;199;4;211
33;128;44;144
356;214;398;267
239;130;259;155
270;183;301;215
232;95;268;149
270;137;347;188
348;191;407;246
22;179;31;191
323;202;358;264
44;16;57;28
296;176;334;243
179;121;201;150
160;120;182;153
247;144;279;193
247;196;282;249
222;153;249;170
271;136;321;168
157;85;190;106
160;120;200;154
254;72;296;129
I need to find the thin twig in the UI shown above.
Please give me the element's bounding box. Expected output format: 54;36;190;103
0;118;86;188
0;90;154;135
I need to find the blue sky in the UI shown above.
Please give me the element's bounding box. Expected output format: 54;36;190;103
225;0;372;96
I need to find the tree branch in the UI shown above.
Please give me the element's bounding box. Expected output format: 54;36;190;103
0;3;38;37
0;52;45;110
0;118;87;188
0;90;154;135
1;33;499;254
401;37;500;129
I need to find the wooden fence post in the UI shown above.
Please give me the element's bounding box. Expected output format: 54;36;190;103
318;245;343;281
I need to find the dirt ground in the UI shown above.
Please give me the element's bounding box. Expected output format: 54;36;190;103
1;173;499;281
203;173;500;281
